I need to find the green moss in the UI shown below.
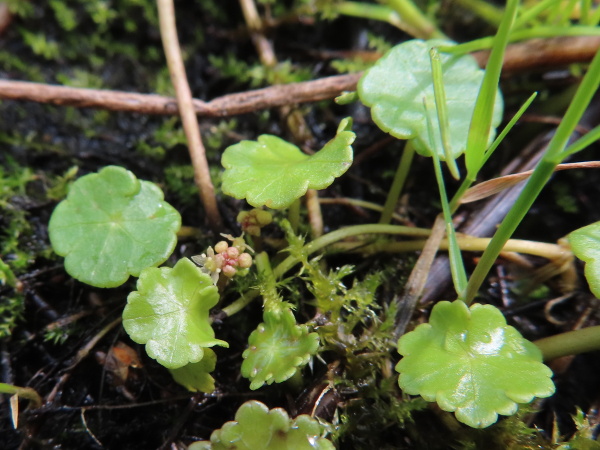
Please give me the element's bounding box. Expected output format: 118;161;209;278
164;165;199;207
0;51;44;81
209;54;312;88
0;159;42;337
204;119;239;153
135;117;187;160
153;67;176;96
19;29;61;60
46;166;79;201
0;288;24;339
50;0;78;31
5;0;35;17
56;69;104;89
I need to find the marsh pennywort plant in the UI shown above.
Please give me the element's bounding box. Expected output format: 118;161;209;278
46;19;600;448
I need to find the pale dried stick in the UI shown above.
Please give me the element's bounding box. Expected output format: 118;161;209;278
394;215;447;337
0;36;597;118
238;0;324;236
157;0;222;230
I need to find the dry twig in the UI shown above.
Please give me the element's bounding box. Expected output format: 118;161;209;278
0;36;596;119
157;0;222;229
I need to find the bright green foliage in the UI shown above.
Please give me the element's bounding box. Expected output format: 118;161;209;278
56;69;104;89
396;300;555;428
557;409;600;449
48;166;181;288
122;258;228;369
0;159;41;337
221;118;355;209
357;39;503;160
169;348;217;393
189;400;334;450
241;308;319;390
20;29;61;60
0;258;23;338
209;54;312;88
568;221;600;298
0;258;17;288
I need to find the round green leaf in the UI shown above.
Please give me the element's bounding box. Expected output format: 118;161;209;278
169;348;217;393
221;118;355;209
358;39;503;160
123;258;228;369
189;400;335;450
569;221;600;298
48;165;181;288
396;300;555;428
241;308;320;390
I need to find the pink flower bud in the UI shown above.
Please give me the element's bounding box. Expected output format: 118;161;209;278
214;241;229;254
226;246;240;258
238;253;253;269
222;265;237;278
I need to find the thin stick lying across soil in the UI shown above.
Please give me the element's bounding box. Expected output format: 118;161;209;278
0;36;596;117
157;0;222;229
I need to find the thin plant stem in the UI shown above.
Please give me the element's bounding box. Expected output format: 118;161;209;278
590;3;600;25
563;123;600;156
429;48;460;179
331;236;568;260
273;223;432;279
220;225;568;319
254;251;280;309
0;383;42;408
220;290;261;318
238;0;277;67
424;94;467;296
394;215;447;336
305;189;324;238
379;142;415;224
464;47;600;305
441;26;600;55
449;92;538;211
534;325;600;361
580;0;592;25
319;197;410;223
465;0;518;179
335;1;405;29
430;154;468;297
385;0;446;39
514;0;561;28
454;0;504;26
222;225;432;318
288;198;301;234
156;0;222;230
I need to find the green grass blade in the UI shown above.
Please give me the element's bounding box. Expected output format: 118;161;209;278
449;92;538;212
430;47;460;180
336;2;404;29
464;48;600;304
379;142;415;224
424;98;468;296
580;0;592;25
442;26;600;55
514;0;561;29
563;123;600;157
465;0;519;179
454;0;504;26
385;0;446;39
482;91;538;164
589;4;600;26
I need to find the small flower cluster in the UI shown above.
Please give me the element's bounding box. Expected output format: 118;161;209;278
192;235;253;284
237;208;273;237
